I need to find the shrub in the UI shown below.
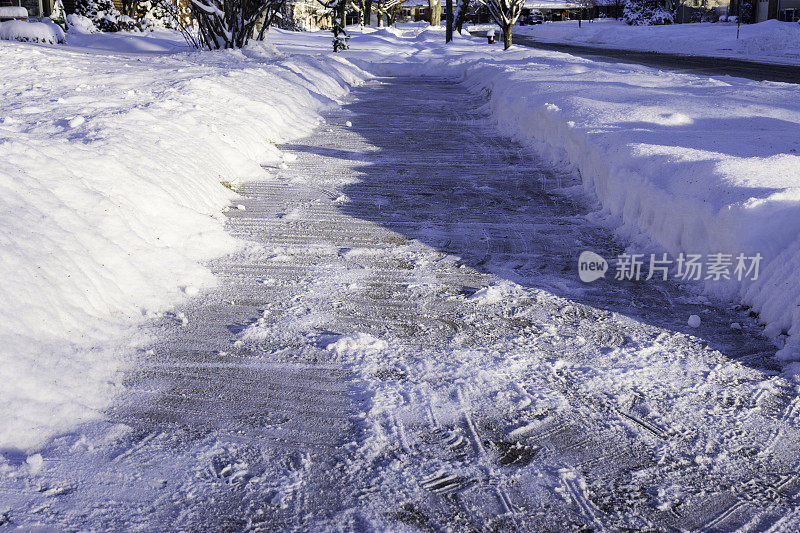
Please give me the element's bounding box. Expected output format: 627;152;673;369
623;0;673;25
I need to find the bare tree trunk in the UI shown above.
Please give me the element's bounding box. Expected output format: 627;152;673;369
388;2;400;24
256;0;285;40
481;0;522;50
365;0;372;23
446;0;453;41
454;0;470;33
429;0;441;25
333;0;348;50
191;0;276;49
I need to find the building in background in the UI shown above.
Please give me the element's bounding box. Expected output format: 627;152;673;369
0;0;56;18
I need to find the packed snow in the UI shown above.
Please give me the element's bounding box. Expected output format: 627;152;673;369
511;19;800;65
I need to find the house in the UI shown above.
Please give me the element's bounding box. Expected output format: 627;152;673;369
730;0;800;21
285;0;332;30
593;0;625;18
399;0;429;22
1;0;54;18
1;0;126;18
522;0;583;21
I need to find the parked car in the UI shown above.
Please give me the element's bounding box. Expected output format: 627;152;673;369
519;10;545;25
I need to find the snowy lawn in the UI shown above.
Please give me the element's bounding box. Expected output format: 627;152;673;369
0;31;368;451
508;18;800;65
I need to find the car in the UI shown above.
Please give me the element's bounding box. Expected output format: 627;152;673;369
519;10;545;25
530;10;545;23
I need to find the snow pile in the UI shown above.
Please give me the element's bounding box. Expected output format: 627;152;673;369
0;20;65;44
0;35;367;451
738;19;800;58
468;281;527;305
66;13;98;34
0;6;28;19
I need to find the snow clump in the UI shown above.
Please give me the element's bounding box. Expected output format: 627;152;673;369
327;333;388;357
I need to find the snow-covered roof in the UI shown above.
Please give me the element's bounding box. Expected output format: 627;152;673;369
402;0;583;7
523;0;582;8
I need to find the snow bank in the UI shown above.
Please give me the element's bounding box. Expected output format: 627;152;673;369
66;13;98;34
453;59;800;357
0;36;368;451
0;20;65;44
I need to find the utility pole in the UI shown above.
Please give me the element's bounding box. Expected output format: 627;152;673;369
737;0;741;39
446;0;454;41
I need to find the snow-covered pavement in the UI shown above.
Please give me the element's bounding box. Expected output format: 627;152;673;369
4;73;800;531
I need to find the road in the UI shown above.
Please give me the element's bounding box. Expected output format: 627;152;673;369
3;76;800;531
476;31;800;84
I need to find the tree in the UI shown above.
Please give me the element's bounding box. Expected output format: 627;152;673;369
50;0;67;29
387;0;402;24
446;0;453;41
453;0;471;33
622;0;673;24
254;0;288;39
138;0;181;29
75;0;124;31
373;0;403;26
429;0;441;25
319;0;349;51
576;0;593;27
476;0;523;49
611;0;624;18
189;0;280;49
356;0;366;25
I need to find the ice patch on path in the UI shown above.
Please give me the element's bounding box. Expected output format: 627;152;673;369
327;333;388;357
